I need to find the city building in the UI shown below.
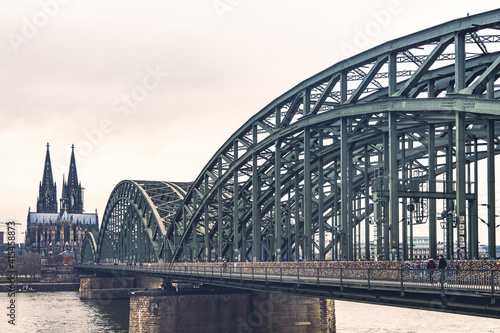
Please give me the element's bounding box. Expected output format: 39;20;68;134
25;143;99;259
359;236;500;261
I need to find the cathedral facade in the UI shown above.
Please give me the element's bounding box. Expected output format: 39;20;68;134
26;143;99;259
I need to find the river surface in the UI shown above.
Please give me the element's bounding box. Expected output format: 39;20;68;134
1;291;500;332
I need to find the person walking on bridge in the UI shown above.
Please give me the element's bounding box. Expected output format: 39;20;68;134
426;258;436;284
438;254;447;284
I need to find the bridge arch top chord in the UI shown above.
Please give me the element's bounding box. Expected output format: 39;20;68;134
165;9;500;264
81;231;99;264
95;180;190;263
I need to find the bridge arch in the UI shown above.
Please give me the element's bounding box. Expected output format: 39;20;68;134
86;10;500;265
81;232;99;264
163;9;500;264
95;180;190;263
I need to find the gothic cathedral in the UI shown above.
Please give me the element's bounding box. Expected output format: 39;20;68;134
26;143;99;260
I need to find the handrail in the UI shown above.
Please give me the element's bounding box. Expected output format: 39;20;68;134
75;264;500;299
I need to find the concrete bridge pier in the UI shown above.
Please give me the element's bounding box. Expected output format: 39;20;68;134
79;275;163;300
129;290;336;332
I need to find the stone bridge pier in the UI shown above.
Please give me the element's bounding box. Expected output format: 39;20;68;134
79;276;336;331
79;275;163;300
129;289;336;333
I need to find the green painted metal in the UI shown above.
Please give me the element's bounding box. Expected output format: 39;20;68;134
86;10;500;265
428;124;437;259
95;180;189;263
488;120;496;259
81;232;99;264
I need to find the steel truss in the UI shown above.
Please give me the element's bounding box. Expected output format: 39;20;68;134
81;231;99;263
164;10;500;264
93;180;190;263
87;9;500;264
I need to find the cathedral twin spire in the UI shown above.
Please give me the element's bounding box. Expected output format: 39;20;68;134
37;143;57;213
60;144;83;214
36;143;83;214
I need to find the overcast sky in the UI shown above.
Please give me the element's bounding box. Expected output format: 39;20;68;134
1;1;499;244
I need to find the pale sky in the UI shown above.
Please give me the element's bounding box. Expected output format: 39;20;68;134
1;1;499;245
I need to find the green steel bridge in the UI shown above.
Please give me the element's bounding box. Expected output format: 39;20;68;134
83;10;500;271
76;262;500;317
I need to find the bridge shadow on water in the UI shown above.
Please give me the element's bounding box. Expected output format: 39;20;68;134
80;297;130;332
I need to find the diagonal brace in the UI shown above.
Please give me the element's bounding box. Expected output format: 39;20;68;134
393;35;454;97
347;56;388;104
459;54;500;95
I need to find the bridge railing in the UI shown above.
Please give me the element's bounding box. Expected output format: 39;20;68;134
78;264;500;297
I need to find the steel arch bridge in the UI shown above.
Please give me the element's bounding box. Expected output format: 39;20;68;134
82;180;190;263
84;10;500;265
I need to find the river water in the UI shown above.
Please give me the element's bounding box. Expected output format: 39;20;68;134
1;292;500;332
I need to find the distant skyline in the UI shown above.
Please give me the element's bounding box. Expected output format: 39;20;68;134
1;1;500;245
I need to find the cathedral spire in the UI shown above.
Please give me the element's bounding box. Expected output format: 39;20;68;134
37;143;58;213
60;144;83;213
42;143;54;187
67;144;79;188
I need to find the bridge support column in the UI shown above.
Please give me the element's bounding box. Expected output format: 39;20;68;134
487;120;496;259
79;275;163;300
348;147;354;260
456;111;466;259
80;276;136;300
129;290;336;332
295;176;301;262
383;132;390;260
340;117;349;260
304;126;313;261
389;111;399;260
275;138;283;262
364;146;371;261
286;199;291;261
252;125;262;262
428;124;437;259
233;141;241;262
319;156;325;261
401;138;408;261
204;174;211;262
218;158;223;262
470;138;479;259
446;125;454;260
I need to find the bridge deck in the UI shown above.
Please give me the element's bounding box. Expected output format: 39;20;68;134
76;264;500;318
